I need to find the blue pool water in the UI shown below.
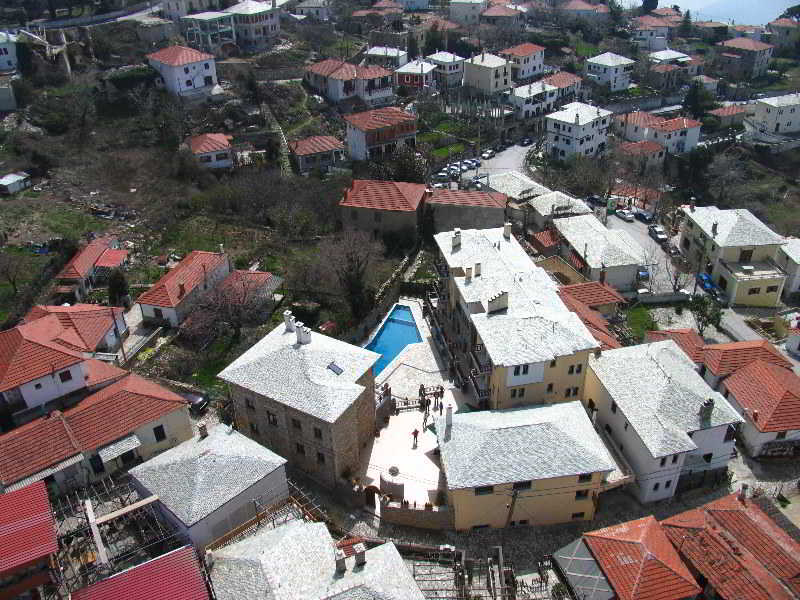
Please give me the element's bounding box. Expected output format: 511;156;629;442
366;305;422;375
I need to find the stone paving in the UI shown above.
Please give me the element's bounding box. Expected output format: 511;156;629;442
650;306;732;344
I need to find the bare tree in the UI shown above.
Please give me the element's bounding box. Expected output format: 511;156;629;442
663;254;692;293
641;241;662;292
320;231;385;320
0;253;31;295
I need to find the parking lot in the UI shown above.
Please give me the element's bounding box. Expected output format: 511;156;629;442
431;142;532;188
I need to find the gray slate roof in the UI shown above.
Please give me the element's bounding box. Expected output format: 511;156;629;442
587;52;635;67
528;191;592;218
479;171;551;200
685;206;784;247
588;340;743;458
130;425;287;527
780;237;800;263
218;324;380;423
436;402;616;489
554;214;647;269
433;227;598;367
210;520;425;600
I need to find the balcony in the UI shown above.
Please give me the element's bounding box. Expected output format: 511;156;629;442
719;258;785;281
469;370;490;401
470;347;492;374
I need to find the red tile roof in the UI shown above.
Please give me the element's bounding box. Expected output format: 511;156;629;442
719;37;774;51
428;189;506;208
481;4;521;16
651;63;680;73
136;251;229;309
24;304;124;353
540;71;582;89
71;546;210;600
611;183;663;205
422;16;461;30
662;493;800;600
651;6;680;16
146;45;214;67
616;111;664;128
343;106;417;132
770;18;799;27
341;180;426;212
188;133;232;155
84;358;128;387
372;0;403;8
215;270;280;304
0;317;85;392
560;281;626;308
58;237;115;280
0;481;58;574
531;228;560;251
645;329;705;363
702;340;791;376
619;140;664;156
95;248;129;269
561;0;606;11
652;117;702;132
723;361;800;432
584;516;700;600
305;58;392;81
635;14;671;28
500;42;545;57
558;291;621;350
0;374;187;487
351;6;401;16
709;105;748;117
288;135;344;156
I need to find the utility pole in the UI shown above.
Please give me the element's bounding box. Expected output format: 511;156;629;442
503;489;519;529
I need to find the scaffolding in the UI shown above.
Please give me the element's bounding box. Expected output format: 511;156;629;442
46;474;187;598
408;546;557;600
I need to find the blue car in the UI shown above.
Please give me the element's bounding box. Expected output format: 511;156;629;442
696;272;714;292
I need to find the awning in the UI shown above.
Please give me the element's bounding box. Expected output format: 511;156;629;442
5;454;83;492
552;538;615;600
98;434;141;463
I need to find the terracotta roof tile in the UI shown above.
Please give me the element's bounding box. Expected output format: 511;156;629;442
541;71;582;89
709;105;748;117
422;16;461;30
531;228;559;250
84;358;128;387
136;251;228;309
343;106;417;132
558;291;621;350
662;493;800;600
481;4;521;17
702;340;791;376
560;281;626;307
146;45;214;67
428;189;506;208
770;18;799;27
645;329;705;363
719;37;774;51
0;481;58;574
619;140;664;155
372;0;403;8
24;304;124;353
340;179;426;212
651;63;680;73
0;317;85;392
288;135;344;156
58;237;114;280
584;516;701;600
500;42;545;57
188;133;232;154
351;6;401;15
617;111;664;128
635;15;671;28
305;58;392;81
723;361;800;432
652;117;702;132
71;546;210;600
612;183;663;204
95;248;129;269
561;0;606;11
215;270;282;304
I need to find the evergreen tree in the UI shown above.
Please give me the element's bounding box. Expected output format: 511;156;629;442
679;10;691;36
108;269;129;306
641;0;657;13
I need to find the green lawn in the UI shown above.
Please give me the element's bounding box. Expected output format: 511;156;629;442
574;41;598;58
160;215;237;255
0;249;51;323
432;143;465;158
41;206;110;238
626;305;657;341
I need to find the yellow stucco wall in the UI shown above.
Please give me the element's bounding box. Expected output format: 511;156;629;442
730;274;784;308
449;472;604;530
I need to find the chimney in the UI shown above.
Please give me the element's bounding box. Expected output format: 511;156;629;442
219;243;224;254
752;409;759;422
465;266;473;282
474;262;481;277
599;264;607;284
738;483;749;502
335;548;347;573
711;222;718;237
575;111;579;126
689;198;696;212
284;310;295;332
445;404;453;428
302;326;312;344
272;0;276;8
353;543;367;567
698;397;714;420
295;321;305;344
178;282;186;298
503;222;511;239
488;290;508;313
198;421;208;439
452;228;461;251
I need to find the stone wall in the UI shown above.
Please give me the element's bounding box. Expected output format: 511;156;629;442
380;501;454;530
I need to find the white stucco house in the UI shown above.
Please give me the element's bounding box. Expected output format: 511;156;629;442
146;45;218;98
130;424;289;549
0;172;30;195
720;361;800;458
136;249;231;327
425;51;465;88
343;106;417;162
499;42;544;82
752;92;800;135
585;340;743;503
448;0;487;25
777;237;800;300
509;81;557;121
546;102;611;159
225;0;281;51
585;52;635;92
0;33;17;73
186;133;234;168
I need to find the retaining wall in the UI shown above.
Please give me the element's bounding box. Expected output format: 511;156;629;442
380;501;454;530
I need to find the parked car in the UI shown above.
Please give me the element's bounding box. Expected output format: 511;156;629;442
635;210;655;223
183;392;209;416
481;149;495;159
695;272;714;292
520;137;532;146
471;157;482;167
648;224;668;243
493;143;505;152
615;209;635;222
666;244;681;257
638;267;650;281
586;194;604;207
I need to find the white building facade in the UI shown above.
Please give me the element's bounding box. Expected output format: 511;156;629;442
585;52;634;92
448;0;487;25
463;53;510;95
509;82;557;121
546;102;611;159
146;46;218;98
752;93;800;135
225;0;280;50
0;33;18;72
426;51;465;88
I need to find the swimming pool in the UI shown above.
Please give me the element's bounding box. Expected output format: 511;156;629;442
366;305;422;375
